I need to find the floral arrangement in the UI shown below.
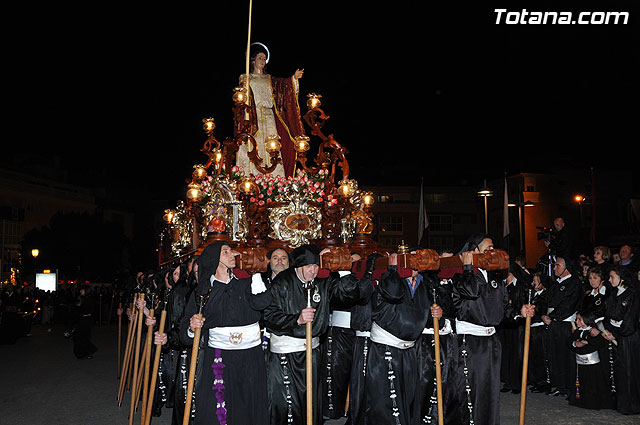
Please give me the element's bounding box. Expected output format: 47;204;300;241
233;166;339;208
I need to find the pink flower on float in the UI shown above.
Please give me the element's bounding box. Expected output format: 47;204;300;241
317;197;323;202
250;197;256;203
258;200;265;206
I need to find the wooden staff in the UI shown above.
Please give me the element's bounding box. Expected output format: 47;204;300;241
134;342;149;411
432;289;444;425
305;284;313;425
519;290;533;425
118;300;138;405
144;307;167;425
183;292;210;425
117;300;123;379
129;293;145;425
140;304;155;425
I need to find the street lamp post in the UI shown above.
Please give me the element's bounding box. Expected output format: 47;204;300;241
508;200;535;254
477;180;493;234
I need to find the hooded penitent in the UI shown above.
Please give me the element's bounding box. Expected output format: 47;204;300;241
196;241;231;291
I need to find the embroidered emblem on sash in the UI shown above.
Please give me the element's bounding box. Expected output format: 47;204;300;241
595;298;602;306
229;332;243;345
491;280;498;288
560;285;565;291
313;287;321;303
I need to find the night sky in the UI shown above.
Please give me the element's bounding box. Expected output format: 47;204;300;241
6;1;638;204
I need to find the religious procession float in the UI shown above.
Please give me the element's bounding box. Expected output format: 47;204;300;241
157;40;509;276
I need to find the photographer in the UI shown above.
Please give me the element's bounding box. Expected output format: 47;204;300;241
540;217;573;260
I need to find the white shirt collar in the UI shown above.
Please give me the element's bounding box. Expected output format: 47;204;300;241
557;273;572;284
590;286;606;296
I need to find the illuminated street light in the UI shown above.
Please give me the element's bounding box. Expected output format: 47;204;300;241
477;179;493;234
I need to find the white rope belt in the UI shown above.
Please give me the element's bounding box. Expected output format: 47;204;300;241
330;310;351;329
370;322;416;349
269;333;320;354
455;319;496;336
422;318;453;335
207;322;261;350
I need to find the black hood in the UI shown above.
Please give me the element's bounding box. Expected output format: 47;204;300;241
197;241;231;291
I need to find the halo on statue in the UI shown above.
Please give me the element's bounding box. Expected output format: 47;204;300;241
250;42;270;64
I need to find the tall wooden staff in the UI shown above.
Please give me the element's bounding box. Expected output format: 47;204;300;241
519;289;533;425
432;288;444;425
182;291;211;425
304;281;314;425
118;297;138;405
144;295;168;425
117;297;123;379
129;293;145;425
140;294;156;425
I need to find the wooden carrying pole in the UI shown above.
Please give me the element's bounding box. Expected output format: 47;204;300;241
305;287;313;425
519;291;533;425
144;309;167;425
432;299;444;425
182;314;202;425
118;300;138;405
129;294;145;425
140;308;155;425
118;301;123;379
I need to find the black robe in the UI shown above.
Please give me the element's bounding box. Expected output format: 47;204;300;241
498;277;529;391
451;266;513;425
346;272;376;425
180;275;272;425
414;274;460;425
262;267;359;425
567;327;616;410
604;285;640;414
544;274;581;394
528;288;550;388
73;293;97;359
158;282;192;425
365;268;434;425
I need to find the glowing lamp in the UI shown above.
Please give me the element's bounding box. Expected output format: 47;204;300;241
339;179;358;197
306;93;322;109
240;177;256;195
362;192;374;206
294;135;310;153
31;249;39;258
265;135;282;154
232;86;247;104
574;195;585;203
192;164;207;180
212;148;223;163
163;209;175;224
202;117;216;133
186;183;204;202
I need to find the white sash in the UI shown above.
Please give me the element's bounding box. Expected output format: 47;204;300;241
330;310;351;329
355;330;371;338
269;334;320;354
208;322;262;350
576;351;600;365
422;318;453;335
455;319;496;336
370;322;416;349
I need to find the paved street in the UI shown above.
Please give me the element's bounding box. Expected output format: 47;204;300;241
1;323;638;425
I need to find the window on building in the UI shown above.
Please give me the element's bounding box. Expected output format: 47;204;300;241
378;195;394;203
378;215;403;234
428;214;452;232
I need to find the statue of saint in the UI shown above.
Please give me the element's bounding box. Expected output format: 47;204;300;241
237;43;306;178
